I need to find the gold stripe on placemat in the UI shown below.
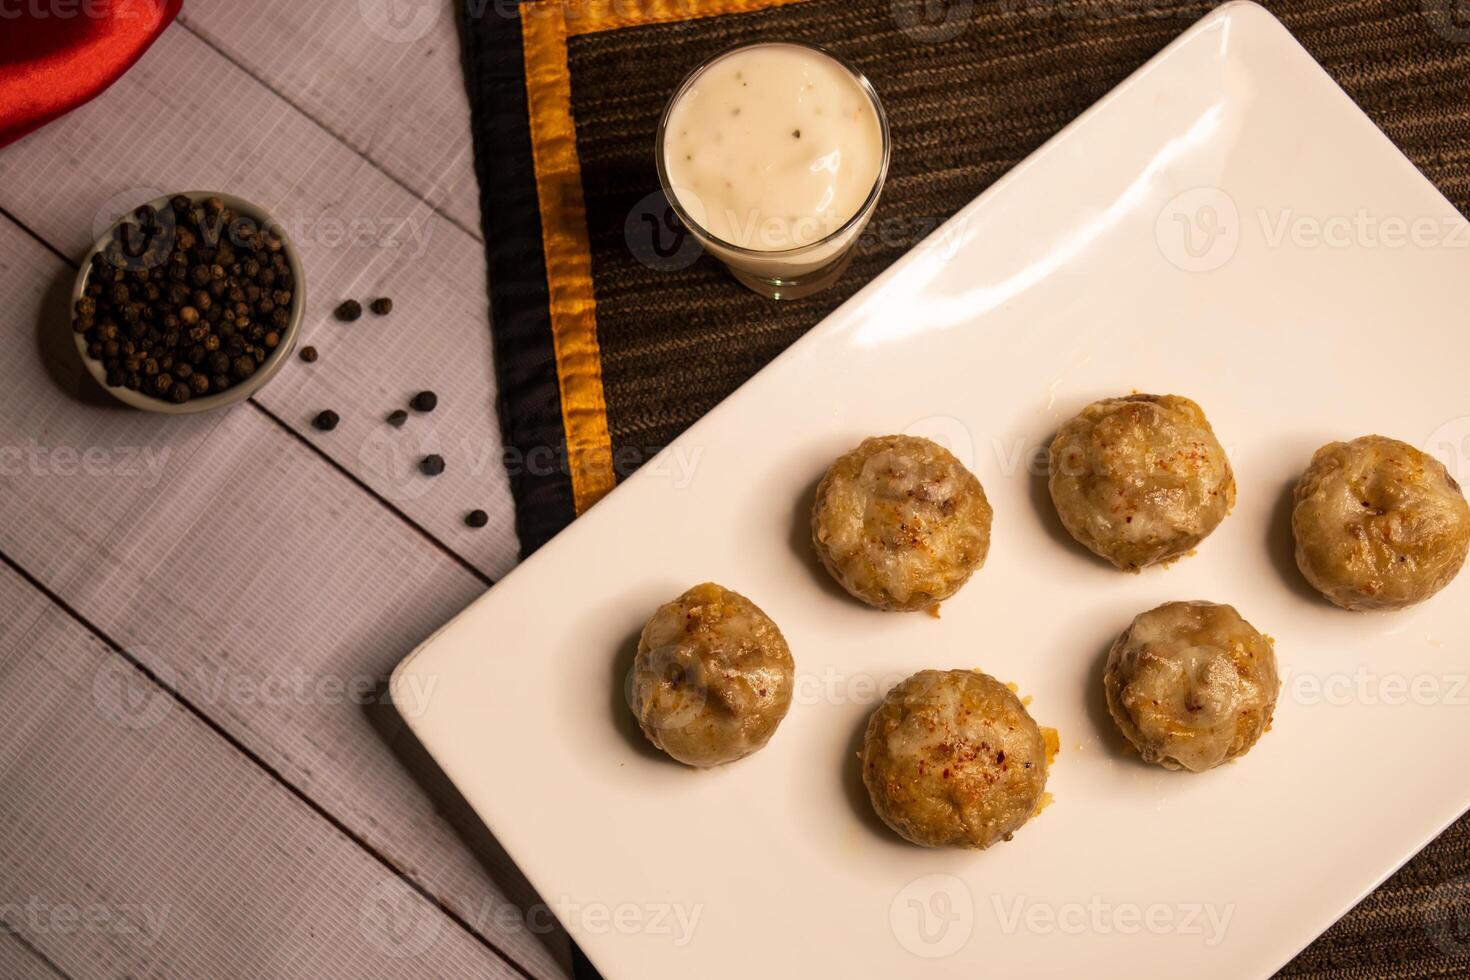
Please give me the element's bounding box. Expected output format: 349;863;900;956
521;2;615;513
519;0;810;512
558;0;811;36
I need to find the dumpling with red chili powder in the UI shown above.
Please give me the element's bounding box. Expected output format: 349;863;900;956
1048;394;1234;571
861;669;1048;848
811;435;992;611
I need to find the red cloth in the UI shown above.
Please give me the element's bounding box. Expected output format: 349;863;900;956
0;0;181;149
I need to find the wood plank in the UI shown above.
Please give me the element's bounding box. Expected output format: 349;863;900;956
0;930;67;980
0;218;570;979
0;562;521;980
0;24;521;580
176;0;482;235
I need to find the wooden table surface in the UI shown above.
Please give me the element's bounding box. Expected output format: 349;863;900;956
0;3;573;977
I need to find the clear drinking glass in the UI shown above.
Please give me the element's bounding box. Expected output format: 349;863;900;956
654;42;892;301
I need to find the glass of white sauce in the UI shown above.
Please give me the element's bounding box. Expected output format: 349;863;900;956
656;42;891;300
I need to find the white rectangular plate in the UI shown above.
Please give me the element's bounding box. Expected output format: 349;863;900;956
393;5;1470;976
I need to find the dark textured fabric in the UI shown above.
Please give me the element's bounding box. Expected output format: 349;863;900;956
461;0;579;557
465;1;1470;976
1279;815;1470;977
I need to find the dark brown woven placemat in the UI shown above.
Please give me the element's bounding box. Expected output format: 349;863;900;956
460;1;1470;975
1287;818;1470;977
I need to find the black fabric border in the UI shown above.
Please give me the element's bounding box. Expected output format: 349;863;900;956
460;0;578;559
458;14;604;980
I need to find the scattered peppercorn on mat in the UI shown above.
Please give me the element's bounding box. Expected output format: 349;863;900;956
462;2;1470;975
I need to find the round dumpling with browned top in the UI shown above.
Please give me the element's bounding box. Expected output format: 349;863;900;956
811;435;992;611
861;669;1049;849
627;583;795;768
1292;435;1470;611
1104;601;1279;773
1049;394;1234;572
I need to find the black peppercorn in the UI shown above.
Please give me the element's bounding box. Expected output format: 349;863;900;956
370;297;393;316
77;194;298;402
465;509;488;528
386;409;408;428
410;390;437;413
335;300;362;322
299;345;318;363
313;410;340;431
420;454;445;476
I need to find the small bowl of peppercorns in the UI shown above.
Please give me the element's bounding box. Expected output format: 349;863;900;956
72;191;305;413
